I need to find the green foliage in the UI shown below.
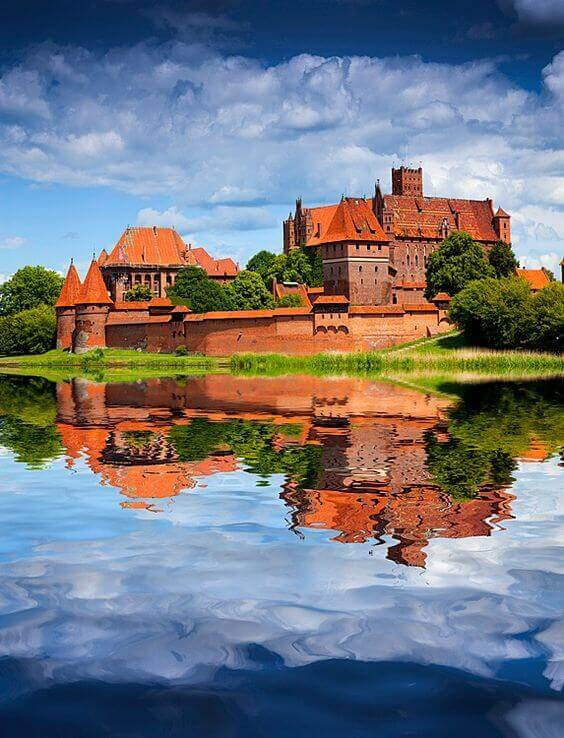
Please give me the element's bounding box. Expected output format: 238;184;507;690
123;284;152;301
488;240;518;278
529;282;564;352
277;293;303;308
0;266;64;316
0;375;63;468
247;247;323;289
425;231;495;299
0;305;57;356
450;277;563;351
168;265;234;313
449;277;532;348
228;270;275;310
246;250;278;287
175;345;189;356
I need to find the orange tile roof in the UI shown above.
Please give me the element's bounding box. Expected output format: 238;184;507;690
349;305;405;315
515;269;550;291
308;198;389;246
103;226;239;277
382;195;499;242
403;303;438;312
495;207;510;217
433;292;452;301
98;248;108;265
313;295;350;305
275;282;312;307
77;259;113;305
56;262;82;308
303;204;339;246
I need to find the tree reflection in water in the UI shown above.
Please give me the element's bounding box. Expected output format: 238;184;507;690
0;373;561;567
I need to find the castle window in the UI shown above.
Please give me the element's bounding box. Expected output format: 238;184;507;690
359;265;362;272
367;245;371;251
356;244;359;250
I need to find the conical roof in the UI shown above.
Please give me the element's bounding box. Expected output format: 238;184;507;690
77;258;113;305
55;262;82;308
98;248;108;264
495;207;509;217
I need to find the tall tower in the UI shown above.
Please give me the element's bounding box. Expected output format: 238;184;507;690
72;258;113;354
55;260;82;350
392;166;423;197
492;207;511;244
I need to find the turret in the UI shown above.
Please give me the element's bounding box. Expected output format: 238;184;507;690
72;258;113;354
55;260;82;350
392;166;423;197
493;207;511;244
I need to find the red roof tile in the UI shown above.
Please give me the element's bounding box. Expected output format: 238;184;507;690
56;262;82;308
516;269;550;291
433;292;452;301
103;226;239;277
349;305;405;315
308;198;389;246
313;295;350;305
78;259;113;305
495;207;510;217
382;195;499;242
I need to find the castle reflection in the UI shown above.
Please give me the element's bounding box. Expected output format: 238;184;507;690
47;375;531;567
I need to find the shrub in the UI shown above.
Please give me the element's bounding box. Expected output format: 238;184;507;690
529;282;564;352
175;345;189;356
0;305;57;355
124;284;152;301
168;265;234;313
277;294;303;307
425;231;495;300
449;277;533;349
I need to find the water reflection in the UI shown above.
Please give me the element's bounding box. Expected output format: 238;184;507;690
0;374;560;568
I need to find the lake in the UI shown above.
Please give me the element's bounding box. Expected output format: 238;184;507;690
0;372;562;737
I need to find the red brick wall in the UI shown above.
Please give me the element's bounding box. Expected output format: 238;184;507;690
56;307;76;350
73;305;110;353
104;307;450;356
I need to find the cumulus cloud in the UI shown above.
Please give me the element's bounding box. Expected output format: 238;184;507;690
0;40;561;262
0;235;26;249
518;251;560;274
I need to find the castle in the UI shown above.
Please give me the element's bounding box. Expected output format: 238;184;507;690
56;166;510;355
284;165;510;305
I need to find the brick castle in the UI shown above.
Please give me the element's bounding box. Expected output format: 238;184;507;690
56;166;511;355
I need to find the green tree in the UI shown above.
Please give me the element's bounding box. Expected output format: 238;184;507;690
167;265;233;313
424;231;495;300
0;266;64;316
123;284;152;301
228;270;275;310
529;282;564;352
281;248;313;284
0;305;57;356
277;293;303;307
488;240;518;278
449;277;533;349
247;250;278;288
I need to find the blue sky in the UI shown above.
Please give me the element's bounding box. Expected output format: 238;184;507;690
0;0;562;282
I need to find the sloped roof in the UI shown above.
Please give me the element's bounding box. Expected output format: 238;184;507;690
303;204;339;246
56;262;82;308
515;268;550;291
98;249;108;265
382;195;499;242
78;259;113;305
495;207;510;218
308;198;389;246
275;282;311;307
103;226;238;277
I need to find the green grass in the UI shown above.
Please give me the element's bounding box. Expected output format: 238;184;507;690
0;348;221;369
230;333;564;377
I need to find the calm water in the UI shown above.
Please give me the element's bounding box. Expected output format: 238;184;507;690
0;372;562;737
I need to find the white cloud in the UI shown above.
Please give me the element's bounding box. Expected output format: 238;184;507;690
499;0;564;29
518;251;560;274
0;41;561;264
0;235;26;249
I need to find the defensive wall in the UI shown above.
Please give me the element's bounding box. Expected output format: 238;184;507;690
104;302;451;355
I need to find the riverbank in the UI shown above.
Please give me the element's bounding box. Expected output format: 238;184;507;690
230;333;564;376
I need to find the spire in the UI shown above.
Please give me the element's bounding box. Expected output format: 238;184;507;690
77;258;113;305
56;261;82;308
494;207;509;217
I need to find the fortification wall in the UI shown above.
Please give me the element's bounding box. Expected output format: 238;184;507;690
104;306;450;355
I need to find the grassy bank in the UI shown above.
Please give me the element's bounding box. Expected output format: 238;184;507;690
0;348;221;371
230;333;564;377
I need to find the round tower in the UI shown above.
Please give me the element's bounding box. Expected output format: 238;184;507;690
55;260;82;350
72;258;113;354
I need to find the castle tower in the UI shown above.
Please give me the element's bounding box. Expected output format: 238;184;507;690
392;166;423;197
493;207;511;244
72;258;113;354
55;260;82;350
